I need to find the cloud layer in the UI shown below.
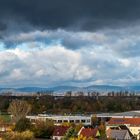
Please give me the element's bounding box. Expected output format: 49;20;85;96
1;28;140;87
0;0;140;87
1;0;140;32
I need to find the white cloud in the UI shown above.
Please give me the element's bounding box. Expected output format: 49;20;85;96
0;44;97;87
118;59;131;67
1;26;140;87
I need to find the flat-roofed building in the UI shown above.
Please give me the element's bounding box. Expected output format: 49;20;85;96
27;114;91;125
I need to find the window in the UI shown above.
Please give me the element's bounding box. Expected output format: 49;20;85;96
75;120;80;123
58;120;62;123
63;120;68;122
70;120;74;123
81;120;86;123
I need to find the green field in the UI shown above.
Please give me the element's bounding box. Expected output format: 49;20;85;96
0;114;11;123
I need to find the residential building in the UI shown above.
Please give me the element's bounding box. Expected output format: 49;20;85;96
106;118;140;139
52;126;70;140
78;127;100;139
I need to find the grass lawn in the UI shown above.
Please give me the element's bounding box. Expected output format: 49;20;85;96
0;114;11;123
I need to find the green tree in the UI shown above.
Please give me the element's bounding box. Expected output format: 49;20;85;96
98;122;106;139
63;127;77;140
91;114;98;126
32;119;54;138
14;118;32;132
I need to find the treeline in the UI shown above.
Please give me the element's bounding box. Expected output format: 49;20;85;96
0;93;140;114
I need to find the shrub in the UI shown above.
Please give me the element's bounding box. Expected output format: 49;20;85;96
2;130;34;140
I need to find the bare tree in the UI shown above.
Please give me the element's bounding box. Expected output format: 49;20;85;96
8;100;31;123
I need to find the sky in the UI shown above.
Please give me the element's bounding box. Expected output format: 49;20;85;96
0;0;140;87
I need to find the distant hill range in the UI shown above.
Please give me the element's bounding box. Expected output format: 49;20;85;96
0;85;140;93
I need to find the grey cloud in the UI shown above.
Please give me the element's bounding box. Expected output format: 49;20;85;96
2;29;107;49
2;26;140;58
1;0;140;51
1;0;140;33
0;22;7;31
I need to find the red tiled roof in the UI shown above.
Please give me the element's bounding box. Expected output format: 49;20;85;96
79;128;99;138
53;126;70;136
108;118;140;126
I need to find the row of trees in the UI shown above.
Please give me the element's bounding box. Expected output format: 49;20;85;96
0;95;139;114
7;100;97;137
2;100;107;140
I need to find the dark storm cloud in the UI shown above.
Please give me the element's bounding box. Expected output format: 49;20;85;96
1;0;140;31
0;21;7;38
0;22;7;31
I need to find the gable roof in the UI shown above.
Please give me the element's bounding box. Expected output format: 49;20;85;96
108;118;140;126
53;126;70;136
79;127;99;138
119;125;133;137
107;129;129;140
